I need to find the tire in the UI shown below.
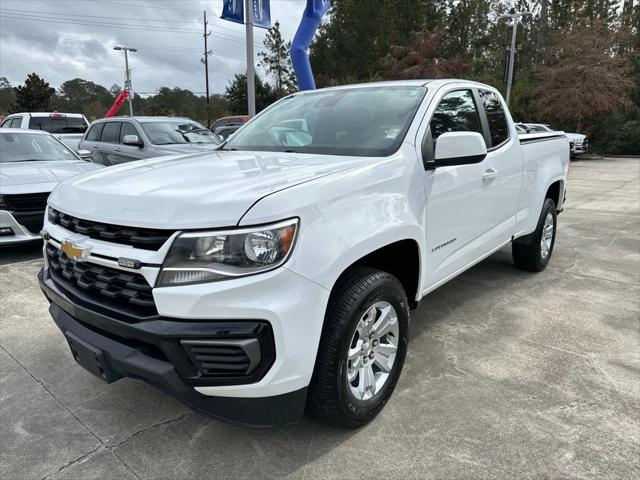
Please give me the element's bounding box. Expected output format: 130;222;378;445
512;198;557;272
307;266;409;429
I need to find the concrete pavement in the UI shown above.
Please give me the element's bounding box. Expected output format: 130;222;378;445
1;157;638;479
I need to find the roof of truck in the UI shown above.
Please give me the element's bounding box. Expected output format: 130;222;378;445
6;112;86;118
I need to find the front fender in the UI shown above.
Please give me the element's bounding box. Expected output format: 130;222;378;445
239;146;426;294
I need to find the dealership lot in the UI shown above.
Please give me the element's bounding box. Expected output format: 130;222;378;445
1;158;638;479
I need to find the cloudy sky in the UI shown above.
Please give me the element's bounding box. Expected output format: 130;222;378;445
0;0;306;95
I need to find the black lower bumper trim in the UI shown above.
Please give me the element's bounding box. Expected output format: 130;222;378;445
39;268;306;427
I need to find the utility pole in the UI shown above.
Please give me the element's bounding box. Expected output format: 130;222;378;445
244;0;256;117
501;9;530;106
201;10;212;127
113;46;137;116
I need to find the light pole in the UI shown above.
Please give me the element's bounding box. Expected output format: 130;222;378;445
501;9;530;106
244;0;256;117
113;46;137;116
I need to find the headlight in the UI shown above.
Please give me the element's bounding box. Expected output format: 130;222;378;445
157;218;298;286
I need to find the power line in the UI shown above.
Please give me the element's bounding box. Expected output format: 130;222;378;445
1;12;266;47
0;7;203;25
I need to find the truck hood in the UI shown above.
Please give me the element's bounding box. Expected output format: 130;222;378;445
565;132;586;141
0;160;101;194
48;150;361;229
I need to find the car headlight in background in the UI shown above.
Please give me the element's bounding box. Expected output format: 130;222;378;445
157;218;299;286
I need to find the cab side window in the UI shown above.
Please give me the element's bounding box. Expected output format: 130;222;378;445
10;117;22;128
100;122;121;143
479;90;509;148
423;90;482;162
86;123;104;141
430;90;482;140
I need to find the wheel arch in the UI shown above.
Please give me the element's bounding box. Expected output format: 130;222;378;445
330;238;422;309
545;179;564;210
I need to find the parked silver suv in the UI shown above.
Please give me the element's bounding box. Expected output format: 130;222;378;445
79;117;221;166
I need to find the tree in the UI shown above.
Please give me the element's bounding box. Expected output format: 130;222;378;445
0;77;15;115
13;73;55;111
310;0;424;86
223;73;277;114
379;29;472;80
57;78;114;116
534;21;632;135
259;21;296;96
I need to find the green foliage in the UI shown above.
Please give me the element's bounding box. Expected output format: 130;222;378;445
307;0;638;154
13;73;56;111
57;78;114;119
223;73;277;115
0;77;15;115
259;21;296;96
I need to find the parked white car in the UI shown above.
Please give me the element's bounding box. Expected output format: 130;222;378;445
39;80;569;428
1;112;90;151
520;123;587;157
0;129;101;244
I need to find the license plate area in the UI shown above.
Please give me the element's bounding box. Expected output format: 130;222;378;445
65;332;122;383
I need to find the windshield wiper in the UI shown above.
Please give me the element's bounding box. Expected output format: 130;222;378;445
284;149;299;153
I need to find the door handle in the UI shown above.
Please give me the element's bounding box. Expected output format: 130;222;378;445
482;168;498;182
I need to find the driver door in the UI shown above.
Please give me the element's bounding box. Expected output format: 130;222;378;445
420;89;500;289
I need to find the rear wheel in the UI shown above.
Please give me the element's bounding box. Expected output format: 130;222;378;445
512;198;557;272
308;267;409;428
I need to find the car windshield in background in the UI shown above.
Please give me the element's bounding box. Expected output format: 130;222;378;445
0;132;78;163
140;122;220;145
223;86;427;157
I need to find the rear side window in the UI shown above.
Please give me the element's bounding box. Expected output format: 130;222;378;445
10;117;22;128
429;90;482;141
100;122;121;143
85;123;104;141
119;122;139;143
479;90;509;147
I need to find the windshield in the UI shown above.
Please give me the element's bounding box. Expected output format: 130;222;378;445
140;121;220;145
0;132;78;163
223;86;427;156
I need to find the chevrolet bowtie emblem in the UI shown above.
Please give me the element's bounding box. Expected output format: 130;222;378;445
61;240;90;261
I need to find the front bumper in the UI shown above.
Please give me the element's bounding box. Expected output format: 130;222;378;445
0;210;42;244
39;267;310;427
570;143;587;155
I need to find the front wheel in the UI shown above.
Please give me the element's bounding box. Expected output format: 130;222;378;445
512;198;557;272
307;267;409;428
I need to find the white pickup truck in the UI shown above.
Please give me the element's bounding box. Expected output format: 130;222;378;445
1;112;89;151
39;80;569;428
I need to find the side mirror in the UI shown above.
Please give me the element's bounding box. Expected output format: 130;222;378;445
123;134;143;148
77;149;92;160
432;132;487;167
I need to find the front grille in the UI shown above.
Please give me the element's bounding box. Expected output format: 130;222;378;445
4;192;50;212
181;339;260;377
48;208;174;250
46;244;157;319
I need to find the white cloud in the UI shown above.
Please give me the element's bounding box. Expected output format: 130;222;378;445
0;0;305;94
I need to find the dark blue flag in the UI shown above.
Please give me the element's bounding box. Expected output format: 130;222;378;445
251;0;271;29
221;0;271;29
221;0;244;25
